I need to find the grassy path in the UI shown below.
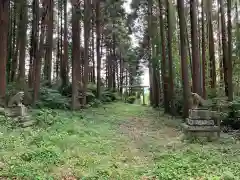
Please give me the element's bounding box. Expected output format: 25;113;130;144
0;103;240;179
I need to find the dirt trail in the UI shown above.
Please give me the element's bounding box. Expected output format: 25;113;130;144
119;116;183;152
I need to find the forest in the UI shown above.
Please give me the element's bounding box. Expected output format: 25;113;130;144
0;0;240;179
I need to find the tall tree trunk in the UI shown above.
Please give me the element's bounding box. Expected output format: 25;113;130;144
201;0;206;99
29;0;39;88
96;0;101;97
217;4;223;83
18;0;28;86
119;54;123;94
71;2;81;110
11;5;21;83
112;33;117;92
177;0;191;118
82;0;91;105
105;49;108;87
61;0;68;87
0;0;10;103
227;0;233;100
44;0;54;85
56;0;60;80
60;1;63;81
33;5;47;103
185;20;193;79
190;0;201;95
107;51;113;89
9;2;17;82
158;0;169;112
91;3;95;83
116;59;119;91
148;0;154;106
208;0;217;92
119;53;124;95
167;0;175;112
11;32;19;82
219;0;229;96
155;41;161;107
7;2;13;83
125;68;128;95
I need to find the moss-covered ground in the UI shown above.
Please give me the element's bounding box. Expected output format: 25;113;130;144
0;103;240;179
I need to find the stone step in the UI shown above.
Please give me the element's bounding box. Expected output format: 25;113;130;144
189;109;217;120
186;118;215;126
182;123;220;132
19;120;36;128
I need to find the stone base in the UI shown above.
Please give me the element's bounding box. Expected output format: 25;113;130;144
182;123;220;132
181;123;220;141
2;105;35;128
189;109;217;120
186;118;215;126
5;105;28;117
20;120;36;128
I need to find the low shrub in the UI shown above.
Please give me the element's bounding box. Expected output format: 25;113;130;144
126;96;136;104
88;99;102;107
59;83;119;105
221;98;240;130
35;87;70;109
210;97;240;130
100;90;120;102
5;81;122;110
34;109;60;126
172;95;184;115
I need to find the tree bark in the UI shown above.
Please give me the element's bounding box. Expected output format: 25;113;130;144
219;0;229;96
33;5;47;103
227;0;233;100
18;0;28;86
29;0;39;88
71;2;81;109
208;0;217;92
91;2;95;83
201;0;206;99
82;0;91;105
158;0;169;112
147;0;154;106
61;0;68;87
167;0;175;112
7;2;13;83
177;0;191;118
96;0;101;98
0;0;10;102
190;0;201;95
44;0;54;85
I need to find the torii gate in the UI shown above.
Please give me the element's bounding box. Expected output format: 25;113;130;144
121;85;149;105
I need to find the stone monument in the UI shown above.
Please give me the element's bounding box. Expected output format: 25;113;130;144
182;93;221;141
0;92;35;128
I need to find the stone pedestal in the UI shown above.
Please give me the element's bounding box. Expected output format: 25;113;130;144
6;105;28;117
182;108;220;141
3;105;35;128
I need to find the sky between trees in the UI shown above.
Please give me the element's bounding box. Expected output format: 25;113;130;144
124;0;150;86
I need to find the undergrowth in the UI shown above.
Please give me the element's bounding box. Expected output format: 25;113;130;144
0;103;240;179
35;83;121;109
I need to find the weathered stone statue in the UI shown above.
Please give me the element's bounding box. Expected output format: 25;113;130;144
1;92;35;127
8;91;24;107
190;92;205;109
182;93;220;141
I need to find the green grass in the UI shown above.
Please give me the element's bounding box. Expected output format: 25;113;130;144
0;102;240;179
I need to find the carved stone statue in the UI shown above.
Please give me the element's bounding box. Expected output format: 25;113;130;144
8;91;24;107
1;92;35;127
190;92;206;109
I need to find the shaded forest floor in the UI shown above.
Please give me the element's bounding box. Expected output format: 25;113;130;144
0;103;240;179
